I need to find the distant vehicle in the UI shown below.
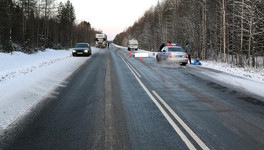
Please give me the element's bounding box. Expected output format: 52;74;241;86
72;43;92;56
95;34;107;48
128;39;138;51
156;45;188;66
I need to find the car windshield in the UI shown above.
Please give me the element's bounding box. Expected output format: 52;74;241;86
75;44;88;48
168;47;184;52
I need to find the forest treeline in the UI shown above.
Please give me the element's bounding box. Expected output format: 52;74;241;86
114;0;264;68
0;0;100;53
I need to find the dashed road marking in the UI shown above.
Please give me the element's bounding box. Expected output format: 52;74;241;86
117;52;198;150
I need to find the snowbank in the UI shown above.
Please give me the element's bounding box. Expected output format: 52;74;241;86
0;48;101;132
201;61;264;82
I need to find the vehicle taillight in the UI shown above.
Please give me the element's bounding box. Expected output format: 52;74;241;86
168;53;172;58
186;54;189;58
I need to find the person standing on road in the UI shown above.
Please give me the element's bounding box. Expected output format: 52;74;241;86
185;43;192;64
159;43;165;51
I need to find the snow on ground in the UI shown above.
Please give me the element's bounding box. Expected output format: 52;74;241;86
201;61;264;82
0;45;263;135
0;48;102;133
114;44;264;98
197;61;264;99
115;44;264;81
0;49;72;83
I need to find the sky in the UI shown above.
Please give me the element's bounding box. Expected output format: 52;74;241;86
59;0;160;41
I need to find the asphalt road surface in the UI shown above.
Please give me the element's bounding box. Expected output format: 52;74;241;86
2;45;264;150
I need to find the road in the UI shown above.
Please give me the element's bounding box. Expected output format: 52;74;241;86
2;45;264;150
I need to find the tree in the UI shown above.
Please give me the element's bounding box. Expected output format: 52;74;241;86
153;2;163;50
114;0;264;68
0;0;99;52
222;0;227;62
0;0;14;53
57;0;75;47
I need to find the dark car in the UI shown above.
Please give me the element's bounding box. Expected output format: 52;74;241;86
72;43;92;56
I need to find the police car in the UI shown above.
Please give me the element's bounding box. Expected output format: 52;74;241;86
156;44;188;66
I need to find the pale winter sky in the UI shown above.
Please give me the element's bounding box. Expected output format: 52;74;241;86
59;0;160;40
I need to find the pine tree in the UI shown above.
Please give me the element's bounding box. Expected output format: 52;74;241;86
0;0;14;53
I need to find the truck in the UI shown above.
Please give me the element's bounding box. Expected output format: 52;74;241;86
127;39;138;51
95;34;107;48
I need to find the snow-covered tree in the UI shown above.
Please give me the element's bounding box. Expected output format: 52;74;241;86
114;0;264;68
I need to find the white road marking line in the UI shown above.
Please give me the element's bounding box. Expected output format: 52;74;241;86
117;53;141;78
117;53;197;150
126;62;142;78
152;91;210;150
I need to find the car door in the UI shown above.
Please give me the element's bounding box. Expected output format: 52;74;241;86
161;47;167;61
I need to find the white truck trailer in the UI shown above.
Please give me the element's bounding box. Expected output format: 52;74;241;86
128;39;138;51
95;34;107;48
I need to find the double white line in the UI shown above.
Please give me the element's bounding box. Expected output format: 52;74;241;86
118;52;209;150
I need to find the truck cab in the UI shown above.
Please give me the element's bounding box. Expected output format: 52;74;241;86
128;39;138;51
95;34;107;48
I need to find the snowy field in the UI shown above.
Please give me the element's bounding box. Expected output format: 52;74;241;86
1;45;264;135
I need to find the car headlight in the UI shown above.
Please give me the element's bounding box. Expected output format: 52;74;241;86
84;50;88;53
72;50;76;53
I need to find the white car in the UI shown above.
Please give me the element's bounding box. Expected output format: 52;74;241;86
156;46;188;65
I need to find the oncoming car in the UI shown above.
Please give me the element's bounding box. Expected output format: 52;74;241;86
72;43;92;56
156;46;188;66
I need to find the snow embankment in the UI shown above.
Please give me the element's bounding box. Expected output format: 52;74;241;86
0;48;100;132
199;61;264;98
201;61;264;82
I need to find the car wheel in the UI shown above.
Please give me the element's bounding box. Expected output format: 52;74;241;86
156;56;160;62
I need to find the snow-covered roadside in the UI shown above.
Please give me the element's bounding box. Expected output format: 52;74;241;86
0;49;72;82
113;44;264;98
0;48;100;133
196;61;264;98
0;44;263;135
201;61;264;82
